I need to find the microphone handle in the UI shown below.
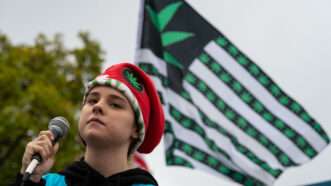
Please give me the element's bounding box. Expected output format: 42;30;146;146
22;154;42;182
31;153;43;164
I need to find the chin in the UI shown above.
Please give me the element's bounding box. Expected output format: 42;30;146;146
84;128;104;138
82;127;105;140
83;134;109;147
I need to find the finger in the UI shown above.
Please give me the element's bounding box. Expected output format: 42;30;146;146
22;146;42;168
34;134;49;144
22;147;33;165
23;142;38;162
39;130;54;141
34;145;47;161
52;143;60;155
27;143;49;162
39;139;60;159
34;141;52;158
35;136;53;156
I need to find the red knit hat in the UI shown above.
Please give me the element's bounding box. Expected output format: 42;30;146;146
84;62;164;154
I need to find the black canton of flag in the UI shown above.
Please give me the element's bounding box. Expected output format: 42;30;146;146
139;0;218;93
135;0;330;185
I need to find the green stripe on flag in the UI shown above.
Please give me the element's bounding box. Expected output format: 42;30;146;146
166;150;194;168
173;138;265;186
169;89;283;177
214;36;330;143
169;104;231;160
197;109;282;177
185;71;296;166
138;63;170;87
198;51;318;158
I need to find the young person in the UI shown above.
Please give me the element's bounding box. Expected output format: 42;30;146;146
13;62;165;186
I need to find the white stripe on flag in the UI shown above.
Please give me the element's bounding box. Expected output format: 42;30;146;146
183;80;289;167
205;42;327;151
173;149;241;185
154;77;244;172
135;49;168;77
167;102;276;185
166;88;285;170
137;49;286;168
189;60;310;163
168;112;242;172
171;124;275;185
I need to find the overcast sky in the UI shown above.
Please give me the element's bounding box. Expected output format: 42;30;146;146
1;0;331;185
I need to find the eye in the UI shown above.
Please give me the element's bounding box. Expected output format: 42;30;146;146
108;101;123;109
86;97;98;105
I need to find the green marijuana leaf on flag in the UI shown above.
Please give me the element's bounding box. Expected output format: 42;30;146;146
135;0;330;185
145;1;194;69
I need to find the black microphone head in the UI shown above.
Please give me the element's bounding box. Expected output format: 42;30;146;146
48;116;70;140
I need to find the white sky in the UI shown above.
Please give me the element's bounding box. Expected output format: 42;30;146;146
1;0;331;185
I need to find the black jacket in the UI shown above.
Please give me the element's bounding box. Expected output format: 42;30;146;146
12;159;158;186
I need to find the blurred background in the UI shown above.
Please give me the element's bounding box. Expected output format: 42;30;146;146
1;0;331;185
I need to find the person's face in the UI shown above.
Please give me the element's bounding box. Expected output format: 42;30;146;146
79;86;137;149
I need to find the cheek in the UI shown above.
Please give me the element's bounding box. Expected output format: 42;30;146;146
78;117;84;132
124;116;135;131
78;107;89;131
110;112;135;130
125;113;136;136
123;111;135;127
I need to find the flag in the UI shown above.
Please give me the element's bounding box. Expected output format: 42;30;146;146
307;180;331;186
134;0;330;185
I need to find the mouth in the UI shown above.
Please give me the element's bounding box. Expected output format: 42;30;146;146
87;118;105;126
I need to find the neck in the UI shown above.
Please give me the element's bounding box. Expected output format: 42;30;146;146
84;145;130;177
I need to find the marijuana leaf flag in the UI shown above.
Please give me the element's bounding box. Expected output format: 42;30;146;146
135;0;330;185
307;179;331;186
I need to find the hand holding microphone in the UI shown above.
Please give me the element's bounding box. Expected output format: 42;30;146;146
20;117;69;183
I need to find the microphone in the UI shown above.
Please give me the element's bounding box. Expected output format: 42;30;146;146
22;116;70;182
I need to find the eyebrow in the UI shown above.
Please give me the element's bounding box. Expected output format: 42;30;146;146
86;91;99;98
87;91;128;103
108;94;127;103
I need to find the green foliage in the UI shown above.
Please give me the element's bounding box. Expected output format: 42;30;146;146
0;32;104;184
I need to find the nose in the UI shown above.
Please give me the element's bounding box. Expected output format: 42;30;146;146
92;100;104;115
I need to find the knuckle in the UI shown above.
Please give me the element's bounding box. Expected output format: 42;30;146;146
26;142;35;149
39;130;48;134
41;130;52;136
39;134;47;140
